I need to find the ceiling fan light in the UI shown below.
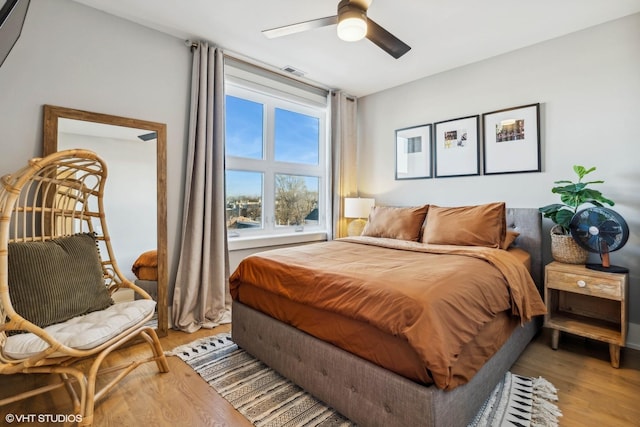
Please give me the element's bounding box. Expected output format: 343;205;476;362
337;12;367;42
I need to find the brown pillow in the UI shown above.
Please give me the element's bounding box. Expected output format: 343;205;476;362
361;205;429;241
421;202;506;248
132;250;158;280
502;230;520;250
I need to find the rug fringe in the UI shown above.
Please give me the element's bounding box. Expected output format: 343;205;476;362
533;376;559;400
469;373;562;427
531;376;562;427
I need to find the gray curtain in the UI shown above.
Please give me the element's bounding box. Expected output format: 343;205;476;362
331;91;359;239
172;42;232;333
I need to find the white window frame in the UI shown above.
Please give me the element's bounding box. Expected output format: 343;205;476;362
225;76;330;250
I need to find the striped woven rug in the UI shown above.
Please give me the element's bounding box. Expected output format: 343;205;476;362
167;333;561;427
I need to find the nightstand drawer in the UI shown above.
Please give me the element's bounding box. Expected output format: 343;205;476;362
546;270;622;299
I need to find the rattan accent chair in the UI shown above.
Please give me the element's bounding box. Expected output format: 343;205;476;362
0;149;169;426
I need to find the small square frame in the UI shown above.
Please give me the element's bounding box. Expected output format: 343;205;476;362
395;124;432;180
434;115;480;178
482;103;541;175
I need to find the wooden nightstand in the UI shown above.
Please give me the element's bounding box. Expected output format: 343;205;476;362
544;261;628;367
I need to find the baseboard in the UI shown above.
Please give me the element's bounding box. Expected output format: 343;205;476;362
627;322;640;350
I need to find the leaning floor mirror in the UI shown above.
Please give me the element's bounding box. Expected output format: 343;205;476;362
43;105;168;337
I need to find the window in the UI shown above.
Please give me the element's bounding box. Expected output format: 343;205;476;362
407;136;422;154
225;80;328;243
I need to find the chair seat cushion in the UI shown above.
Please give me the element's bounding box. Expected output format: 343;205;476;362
3;299;156;360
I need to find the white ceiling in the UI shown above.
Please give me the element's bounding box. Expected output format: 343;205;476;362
71;0;640;97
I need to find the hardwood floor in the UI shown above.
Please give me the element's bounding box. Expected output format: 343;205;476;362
1;324;638;426
511;328;640;427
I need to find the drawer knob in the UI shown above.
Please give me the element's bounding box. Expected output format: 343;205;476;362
577;280;587;288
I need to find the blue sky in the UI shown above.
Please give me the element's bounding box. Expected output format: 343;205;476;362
274;108;319;164
225;95;319;197
226;95;263;159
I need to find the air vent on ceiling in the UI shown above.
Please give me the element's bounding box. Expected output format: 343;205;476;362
281;65;306;77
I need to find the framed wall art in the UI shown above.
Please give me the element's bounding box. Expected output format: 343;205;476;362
395;124;432;180
434;115;480;178
482;103;541;175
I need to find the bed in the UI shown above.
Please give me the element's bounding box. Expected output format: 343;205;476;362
132;249;158;301
230;204;546;427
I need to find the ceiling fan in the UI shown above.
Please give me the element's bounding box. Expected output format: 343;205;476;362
262;0;411;59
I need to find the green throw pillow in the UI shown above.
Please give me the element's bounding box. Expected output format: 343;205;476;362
8;233;114;329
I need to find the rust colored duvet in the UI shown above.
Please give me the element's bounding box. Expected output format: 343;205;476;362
230;236;546;390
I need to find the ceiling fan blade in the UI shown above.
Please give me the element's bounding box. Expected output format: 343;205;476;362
263;15;338;39
366;17;411;59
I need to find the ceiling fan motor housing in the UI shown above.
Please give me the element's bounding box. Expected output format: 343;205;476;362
337;0;368;41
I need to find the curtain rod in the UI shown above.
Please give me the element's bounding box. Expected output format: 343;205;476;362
185;39;332;96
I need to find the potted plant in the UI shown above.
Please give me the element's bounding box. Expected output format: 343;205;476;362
539;165;614;264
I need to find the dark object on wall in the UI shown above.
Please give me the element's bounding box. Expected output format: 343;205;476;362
569;207;629;273
0;0;30;68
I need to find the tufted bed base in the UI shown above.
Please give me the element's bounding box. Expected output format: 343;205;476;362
231;208;543;427
233;302;539;427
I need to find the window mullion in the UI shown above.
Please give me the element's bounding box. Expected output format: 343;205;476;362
225;79;329;243
264;100;275;232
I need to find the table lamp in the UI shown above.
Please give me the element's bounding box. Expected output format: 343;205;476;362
344;197;375;236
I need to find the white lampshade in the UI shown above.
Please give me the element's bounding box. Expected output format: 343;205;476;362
337;12;367;42
344;197;375;219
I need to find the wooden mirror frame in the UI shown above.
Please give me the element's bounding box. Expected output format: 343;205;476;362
42;105;168;337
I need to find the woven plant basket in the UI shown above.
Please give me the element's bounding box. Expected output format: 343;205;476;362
550;225;588;264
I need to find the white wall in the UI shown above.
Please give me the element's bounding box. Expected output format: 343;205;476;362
358;14;640;345
0;0;190;298
60;132;157;281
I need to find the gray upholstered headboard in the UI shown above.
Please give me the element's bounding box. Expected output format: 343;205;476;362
506;208;543;289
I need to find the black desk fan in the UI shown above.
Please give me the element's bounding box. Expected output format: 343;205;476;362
569;207;629;273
